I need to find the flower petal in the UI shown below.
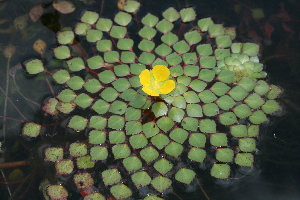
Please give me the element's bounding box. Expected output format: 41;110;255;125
139;69;151;87
142;87;159;96
152;65;170;82
159;80;175;94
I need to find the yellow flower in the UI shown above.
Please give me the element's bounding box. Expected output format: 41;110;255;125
139;65;175;96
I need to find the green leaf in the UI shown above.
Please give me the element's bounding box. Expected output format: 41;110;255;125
125;121;142;135
219;112;237;125
75;22;91;35
189;133;206;147
140;146;159;162
74;93;93;108
92;100;110;114
228;86;248;101
211;82;230;96
68;115;88;131
125;107;141;121
110;184;132;200
168;107;185;122
163;7;180;22
142;122;159;138
266;85;282;99
161;32;178;46
96;18;112;32
169;128;188;144
230;125;247;137
25;59;44;74
156;19;174;34
86;29;103;42
57;31;74;44
124;0;140;13
138;52;155;65
197;17;213;31
112;144;131;159
114;11;132;26
216;148;234;162
151;134;170;150
81;11;99;25
199;119;216;133
198;90;217;103
69;143;87;157
151;176;172;193
131;171;151;189
210;133;228;146
217;70;235;83
96;39;112;52
67;76;84;90
89;130;106;144
110;26;126;38
165;141;183;157
89;116;107;130
142;13;159;27
67;57;85;71
262;100;281;114
208;24;225;38
202;103;219;116
216;35;232;48
249;110;268;124
84;79;102;93
238;77;256;92
123;156;142;172
138;39;155;52
235;153;254;167
196;44;213;56
186;104;203;117
152;102;168;118
117;38;134;50
53;70;70;84
114;64;130;77
189;80;207;92
157;116;174;132
183;64;199;76
173;40;190;54
154;158;173;175
239;138;256;152
53;46;70;59
199;69;215;82
210;164;230;179
108;116;125;129
245;93;265;109
139;26;157;40
22;122;41;138
104;51;119;63
76;155;95;169
129;134;148;149
155;43;172;57
216;95;236;110
98;70;116;84
181;117;198;131
254;80;270;95
129;94;146;108
112;78;130;92
166;52;182;66
44;147;63;162
242;43;259;56
184;31;201;45
180;7;196;22
175;168;196;184
188;147;206;162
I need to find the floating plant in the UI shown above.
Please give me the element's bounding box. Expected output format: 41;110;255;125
18;1;283;199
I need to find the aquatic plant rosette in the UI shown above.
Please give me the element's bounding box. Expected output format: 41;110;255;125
23;2;282;199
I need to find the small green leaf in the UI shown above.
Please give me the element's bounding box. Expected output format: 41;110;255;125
262;100;281;114
142;13;159;27
114;11;132;26
210;164;230;179
175;168;196;184
197;17;213;31
180;7;196;22
157;116;174;132
163;7;180;22
81;11;99;25
151;134;170;150
110;184;132;200
216;148;234;162
199;119;216;133
165;141;183;157
53;46;70;59
210;133;228;146
112;144;131;159
154;159;173;175
235;153;254;167
219;112;237;125
140;146;159;162
151;176;172;193
161;32;178;46
156;19;174;34
188;147;206;162
96;18;112;32
25;59;44;74
131;171;151;189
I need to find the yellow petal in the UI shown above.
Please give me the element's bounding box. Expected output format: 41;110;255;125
142;87;159;96
159;80;175;94
139;69;151;87
152;65;170;82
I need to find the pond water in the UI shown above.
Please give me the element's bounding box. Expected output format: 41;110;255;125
0;0;300;199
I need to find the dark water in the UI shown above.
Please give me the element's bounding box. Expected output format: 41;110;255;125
0;0;300;199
